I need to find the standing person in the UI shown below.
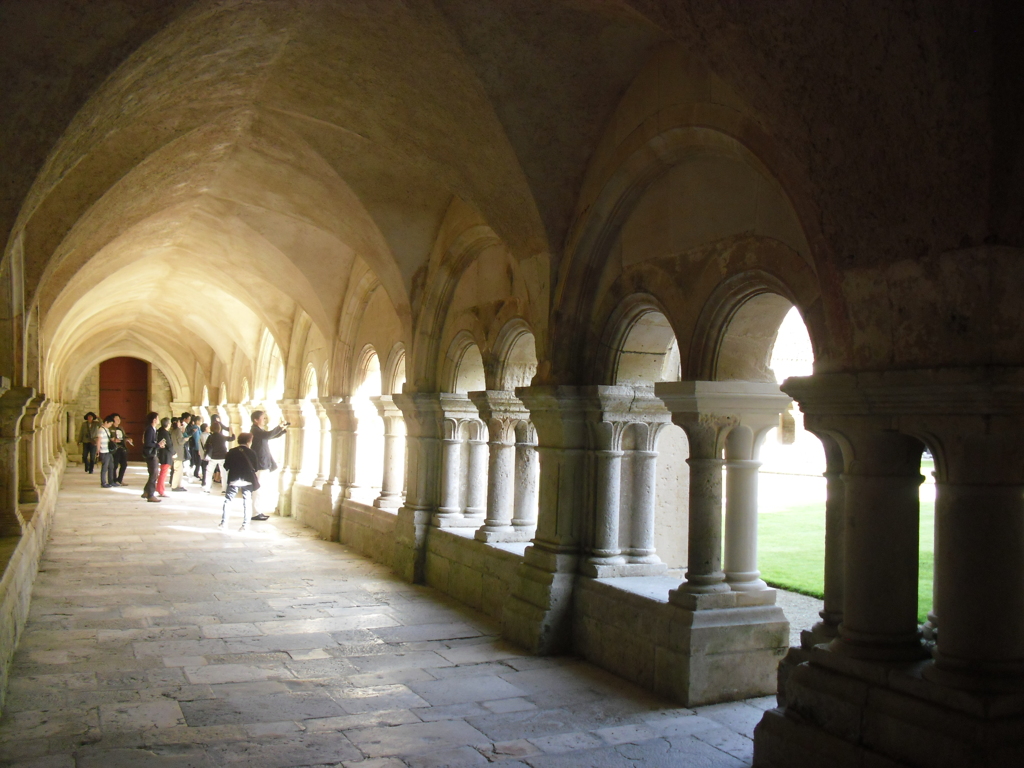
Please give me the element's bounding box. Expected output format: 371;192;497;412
181;413;197;475
202;422;233;493
248;410;289;521
169;417;188;492
197;423;210;487
218;433;260;531
189;416;204;479
156;417;173;497
95;415;116;488
141;412;164;503
78;412;97;473
109;413;132;486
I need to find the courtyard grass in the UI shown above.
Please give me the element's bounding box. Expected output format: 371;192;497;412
758;488;935;624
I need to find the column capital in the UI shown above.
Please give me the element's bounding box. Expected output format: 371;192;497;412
515;385;589;451
0;386;36;438
655;380;789;457
468;390;530;444
582;384;671;451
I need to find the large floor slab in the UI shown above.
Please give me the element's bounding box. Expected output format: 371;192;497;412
0;465;768;767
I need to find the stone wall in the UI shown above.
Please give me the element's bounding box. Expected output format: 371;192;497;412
338;500;396;569
291;483;336;542
150;366;172;417
71;366;99;421
424;530;524;623
0;455;65;712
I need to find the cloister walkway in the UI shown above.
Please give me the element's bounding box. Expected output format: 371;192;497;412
0;466;768;768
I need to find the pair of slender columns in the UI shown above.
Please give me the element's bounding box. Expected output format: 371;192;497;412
785;371;1024;691
654;382;792;605
432;394;488;527
583;386;669;577
370;395;406;509
469;391;539;543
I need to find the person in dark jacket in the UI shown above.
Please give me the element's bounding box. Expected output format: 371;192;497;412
202;422;235;493
248;410;289;521
141;412;164;503
109;413;132;486
78;412;97;473
218;433;261;531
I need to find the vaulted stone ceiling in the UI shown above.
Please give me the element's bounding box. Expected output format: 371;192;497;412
1;0;1019;400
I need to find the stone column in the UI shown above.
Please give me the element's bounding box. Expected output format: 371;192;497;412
0;384;34;536
392;393;444;582
463;420;488;520
836;424;925;661
18;394;44;504
313;400;329;488
469;390;531;542
321;397;357;540
436;417;464;521
503;386;588;653
925;418;1024;691
430;394;480;528
721;403;786;592
224;404;244;441
626;422;666;565
275;399;303;517
371;395;406;509
801;432;846;648
586;419;625;573
581;386;670;578
512;421;539;536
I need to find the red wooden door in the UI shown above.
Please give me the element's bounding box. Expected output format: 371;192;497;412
99;357;149;461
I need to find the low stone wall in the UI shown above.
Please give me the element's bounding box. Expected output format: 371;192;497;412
291;483;337;541
573;576;788;706
0;454;66;713
424;529;525;622
338;499;396;568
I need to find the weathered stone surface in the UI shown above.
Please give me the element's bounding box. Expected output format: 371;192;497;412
0;468;761;766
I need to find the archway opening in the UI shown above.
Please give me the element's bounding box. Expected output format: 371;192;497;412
613;309;688;570
352;349;384;501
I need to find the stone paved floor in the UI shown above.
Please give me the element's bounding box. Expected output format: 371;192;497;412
0;465;776;768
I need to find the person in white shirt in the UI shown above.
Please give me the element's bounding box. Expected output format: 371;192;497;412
95;415;116;488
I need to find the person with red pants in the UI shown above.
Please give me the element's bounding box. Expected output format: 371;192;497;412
156;417;173;497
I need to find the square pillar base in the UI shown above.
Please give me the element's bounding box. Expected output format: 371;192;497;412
501;549;579;654
655;600;789;706
754;647;1024;768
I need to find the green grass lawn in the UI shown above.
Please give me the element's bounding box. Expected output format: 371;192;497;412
758;496;935;624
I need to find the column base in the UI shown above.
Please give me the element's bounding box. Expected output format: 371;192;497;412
432;513;482;528
754;647;1024;768
580;561;668;578
373;494;402;510
800;620;841;650
474;525;533;543
655;600;789;706
501;546;579;654
393;506;431;583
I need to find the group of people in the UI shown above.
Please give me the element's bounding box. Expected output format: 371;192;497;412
76;411;133;487
78;409;289;531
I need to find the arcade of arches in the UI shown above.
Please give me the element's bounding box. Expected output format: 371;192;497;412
1;3;1022;766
